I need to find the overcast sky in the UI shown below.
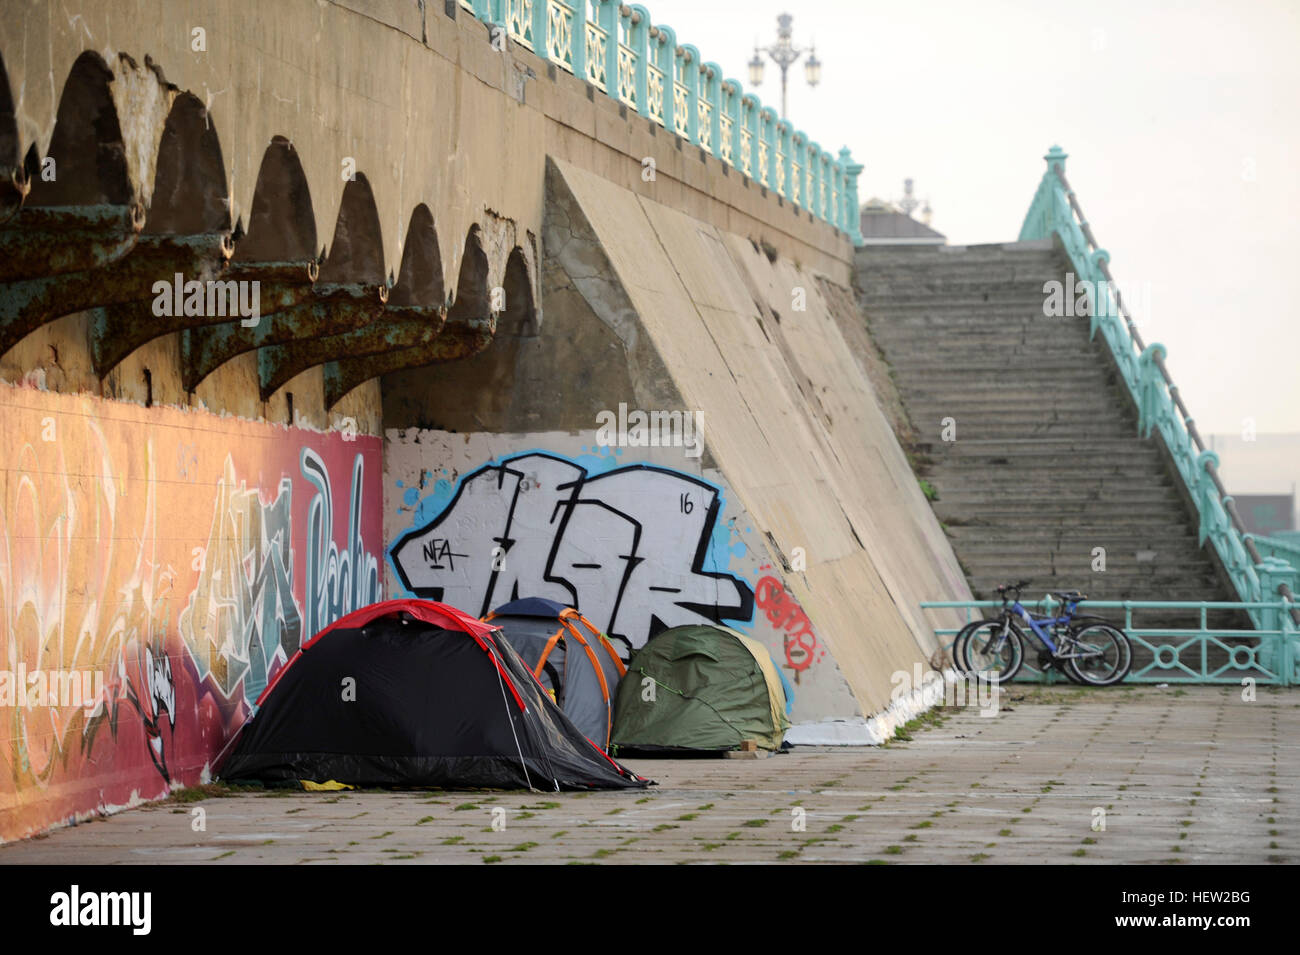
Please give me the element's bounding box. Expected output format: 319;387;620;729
640;0;1300;444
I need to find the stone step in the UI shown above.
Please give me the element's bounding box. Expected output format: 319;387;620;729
933;492;1184;511
949;530;1202;549
870;317;1096;333
919;425;1144;441
861;293;1063;305
954;534;1203;551
872;331;1098;350
905;411;1141;431
931;473;1177;493
903;396;1136;416
903;400;1133;416
961;556;1218;578
874;342;1108;363
879;350;1111;368
869;326;1102;347
901;391;1132;412
857;281;1056;300
864;309;1065;326
899;376;1127;397
881;364;1117;386
908;420;1144;438
919;439;1166;458
960;552;1217;570
859;294;1056;311
892;383;1122;402
929;469;1181;487
936;511;1193;529
937;505;1197;524
928;469;1174;488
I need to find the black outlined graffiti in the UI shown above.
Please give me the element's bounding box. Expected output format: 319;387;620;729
389;452;754;653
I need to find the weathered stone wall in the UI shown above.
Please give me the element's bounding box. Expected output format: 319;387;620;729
1;0;850;430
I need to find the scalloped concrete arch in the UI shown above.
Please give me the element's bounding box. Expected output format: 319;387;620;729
389;203;443;308
317;172;385;285
236;136;316;263
145;91;228;235
26;51;131;208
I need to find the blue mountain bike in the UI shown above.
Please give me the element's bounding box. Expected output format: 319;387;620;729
952;580;1132;686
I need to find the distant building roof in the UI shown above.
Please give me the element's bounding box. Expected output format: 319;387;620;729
1234;493;1295;536
858;198;946;244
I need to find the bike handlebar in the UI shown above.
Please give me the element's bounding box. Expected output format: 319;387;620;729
995;579;1032;595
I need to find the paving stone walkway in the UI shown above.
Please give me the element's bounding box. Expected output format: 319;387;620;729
2;685;1294;864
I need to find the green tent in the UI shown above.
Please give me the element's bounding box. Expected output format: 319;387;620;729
612;625;790;754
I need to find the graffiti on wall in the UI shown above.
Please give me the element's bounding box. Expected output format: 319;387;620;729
755;569;826;679
178;458;301;705
389;452;753;653
0;388;383;841
0;412;174;790
178;450;380;709
302;449;382;640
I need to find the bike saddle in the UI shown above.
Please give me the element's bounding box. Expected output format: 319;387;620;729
1052;590;1086;601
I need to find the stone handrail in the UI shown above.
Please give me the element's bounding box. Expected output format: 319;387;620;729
1018;145;1300;627
458;0;864;243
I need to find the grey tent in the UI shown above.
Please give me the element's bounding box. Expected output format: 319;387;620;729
485;597;627;750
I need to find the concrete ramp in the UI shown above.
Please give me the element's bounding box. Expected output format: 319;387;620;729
385;158;971;742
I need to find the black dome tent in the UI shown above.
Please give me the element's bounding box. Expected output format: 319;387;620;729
219;599;647;791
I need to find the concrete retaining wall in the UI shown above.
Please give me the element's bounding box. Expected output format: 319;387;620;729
384;159;971;734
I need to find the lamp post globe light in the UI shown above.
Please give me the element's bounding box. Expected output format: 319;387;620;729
749;12;820;118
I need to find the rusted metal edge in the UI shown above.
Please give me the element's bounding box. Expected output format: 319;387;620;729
181;282;388;392
256;303;448;401
322;314;497;409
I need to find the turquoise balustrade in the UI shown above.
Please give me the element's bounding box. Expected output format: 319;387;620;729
1019;147;1300;629
457;0;863;240
921;598;1300;685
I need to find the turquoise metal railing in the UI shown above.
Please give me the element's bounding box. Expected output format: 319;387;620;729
921;598;1300;685
458;0;864;243
1019;146;1300;629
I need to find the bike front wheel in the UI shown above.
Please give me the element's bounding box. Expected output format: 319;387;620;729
1064;624;1132;686
961;618;1025;684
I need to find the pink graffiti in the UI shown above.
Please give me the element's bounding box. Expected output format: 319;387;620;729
755;574;821;675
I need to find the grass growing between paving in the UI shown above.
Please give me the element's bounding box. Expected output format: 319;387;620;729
888;705;956;743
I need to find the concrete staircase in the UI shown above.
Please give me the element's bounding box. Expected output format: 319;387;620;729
854;239;1235;625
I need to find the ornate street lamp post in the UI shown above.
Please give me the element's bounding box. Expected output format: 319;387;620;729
747;13;820;119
